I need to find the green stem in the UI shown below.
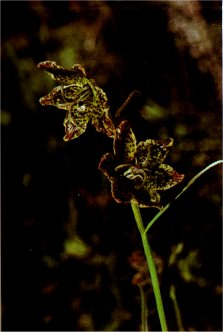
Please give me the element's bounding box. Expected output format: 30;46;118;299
131;203;168;331
144;160;223;234
138;285;149;332
169;284;184;331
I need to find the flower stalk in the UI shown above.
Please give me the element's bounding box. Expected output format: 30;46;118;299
131;203;168;331
170;284;184;331
138;284;149;332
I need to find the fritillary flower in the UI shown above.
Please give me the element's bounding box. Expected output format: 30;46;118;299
99;120;184;208
37;61;115;141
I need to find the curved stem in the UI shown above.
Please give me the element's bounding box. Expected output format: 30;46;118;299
115;90;141;119
131;203;168;331
144;160;223;234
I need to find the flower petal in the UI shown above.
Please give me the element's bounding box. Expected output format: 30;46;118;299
63;104;90;141
39;85;74;110
145;164;184;191
108;174;162;208
91;111;115;137
98;153;116;179
136;138;174;167
37;61;86;85
114;120;137;163
92;85;109;109
102;111;116;137
110;177;133;204
131;188;162;208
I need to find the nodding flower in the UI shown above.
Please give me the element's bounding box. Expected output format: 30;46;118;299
37;60;115;141
99;120;184;208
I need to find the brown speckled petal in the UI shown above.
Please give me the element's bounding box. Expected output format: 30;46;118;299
37;61;86;85
114;121;137;163
39;86;73;110
92;111;115;138
154;164;184;190
111;178;162;208
144;164;184;191
102;111;115;137
136;138;174;167
63;105;90;141
110;177;133;205
98;153;116;180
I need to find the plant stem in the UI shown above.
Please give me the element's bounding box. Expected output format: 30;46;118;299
115;90;141;119
138;285;149;332
144;160;223;234
169;284;184;331
131;203;168;331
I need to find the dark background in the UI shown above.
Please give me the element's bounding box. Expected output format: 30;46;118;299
1;1;222;331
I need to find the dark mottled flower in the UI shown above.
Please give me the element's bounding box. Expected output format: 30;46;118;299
37;61;115;141
99;120;184;208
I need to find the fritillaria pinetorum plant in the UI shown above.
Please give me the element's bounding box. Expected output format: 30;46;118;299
37;61;222;331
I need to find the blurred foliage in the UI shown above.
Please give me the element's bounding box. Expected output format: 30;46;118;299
1;1;222;331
